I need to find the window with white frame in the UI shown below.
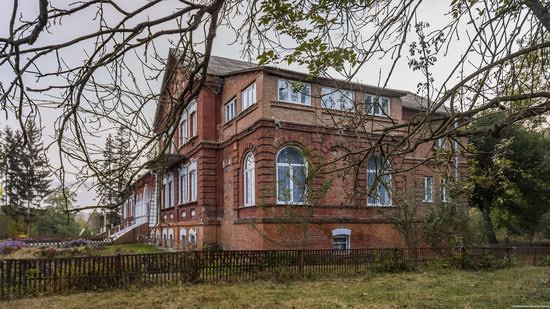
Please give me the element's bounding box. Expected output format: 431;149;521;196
190;161;197;201
276;146;308;204
179;110;188;145
242;83;257;110
434;137;445;149
163;173;175;208
191;208;196;217
364;95;390;117
243;152;255;206
423;176;434;202
367;155;392;206
441;178;447;202
179;160;197;204
332;228;351;250
278;79;311;105
178;100;197;146
181;210;187;218
321;87;354;111
189;100;197;137
189;228;197;246
180;228;187;247
179;165;189;204
225;98;236;122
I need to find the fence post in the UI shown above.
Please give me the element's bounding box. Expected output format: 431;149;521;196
298;251;304;279
460;246;465;270
116;254;123;286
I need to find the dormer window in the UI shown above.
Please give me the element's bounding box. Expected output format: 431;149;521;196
278;79;311;105
365;95;390;117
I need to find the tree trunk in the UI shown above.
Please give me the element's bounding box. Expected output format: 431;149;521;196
524;0;550;33
479;197;498;244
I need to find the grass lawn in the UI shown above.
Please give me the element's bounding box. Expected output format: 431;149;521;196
1;266;548;308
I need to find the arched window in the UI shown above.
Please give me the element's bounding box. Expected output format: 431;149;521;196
189;228;197;247
180;228;187;249
276;146;307;204
367;155;392;206
243;153;255;206
332;228;351;250
168;228;174;247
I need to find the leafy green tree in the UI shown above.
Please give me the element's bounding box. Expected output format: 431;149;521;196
0;210;18;239
33;188;82;237
20;120;51;208
469;118;550;243
0;126;26;215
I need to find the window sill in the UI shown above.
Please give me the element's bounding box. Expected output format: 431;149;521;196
177;135;198;150
271;100;314;111
221;104;258;129
177;201;198;207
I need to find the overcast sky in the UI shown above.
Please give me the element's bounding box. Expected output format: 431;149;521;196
0;1;465;209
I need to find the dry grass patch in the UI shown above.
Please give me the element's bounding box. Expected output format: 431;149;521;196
1;266;548;308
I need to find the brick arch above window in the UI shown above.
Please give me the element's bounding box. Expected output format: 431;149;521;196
271;137;321;163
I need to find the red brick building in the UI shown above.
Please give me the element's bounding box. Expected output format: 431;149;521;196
121;51;466;250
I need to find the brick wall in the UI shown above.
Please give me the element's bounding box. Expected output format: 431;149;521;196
151;67;467;250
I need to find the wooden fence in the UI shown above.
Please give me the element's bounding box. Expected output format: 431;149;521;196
0;246;548;298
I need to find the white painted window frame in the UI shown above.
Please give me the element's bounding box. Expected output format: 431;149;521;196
243;152;255;206
242;83;257;110
276;147;308;205
364;94;390;117
321;87;355;111
423;176;434;203
225;98;236;122
277;79;311;105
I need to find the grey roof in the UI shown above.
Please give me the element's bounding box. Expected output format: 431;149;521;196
402;92;448;114
207;56;257;76
202;55;445;113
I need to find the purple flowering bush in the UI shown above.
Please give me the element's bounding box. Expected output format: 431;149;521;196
68;239;90;247
0;240;27;255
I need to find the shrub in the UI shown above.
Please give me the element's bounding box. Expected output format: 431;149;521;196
38;247;60;259
68;239;90;247
538;255;550;267
0;240;27;255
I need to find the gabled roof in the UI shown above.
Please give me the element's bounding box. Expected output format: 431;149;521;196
153;51;441;131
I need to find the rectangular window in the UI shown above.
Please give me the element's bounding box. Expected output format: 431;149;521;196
332;236;350;250
365;95;390;116
190;111;197;137
179;166;189;204
189;162;197;202
163;174;174;208
181;210;187;218
435;138;445;148
179;111;188;145
225;98;236;122
168;179;173;207
423;176;433;202
278;79;311;105
191;208;196;217
321;87;354;111
242;83;257;110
